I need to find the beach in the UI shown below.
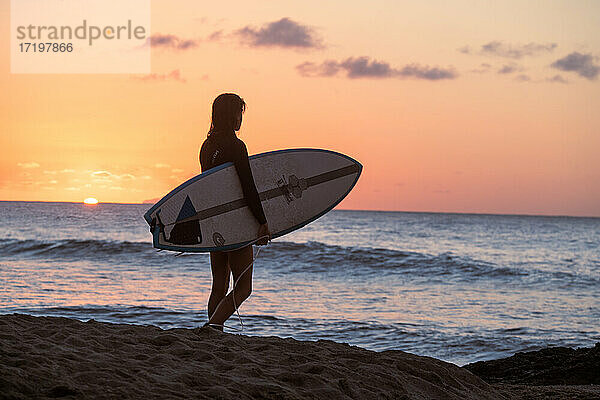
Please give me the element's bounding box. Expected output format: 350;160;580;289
2;203;598;367
3;0;599;397
1;203;599;399
2;314;599;399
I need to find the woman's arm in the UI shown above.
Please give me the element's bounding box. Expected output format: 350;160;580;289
233;139;267;225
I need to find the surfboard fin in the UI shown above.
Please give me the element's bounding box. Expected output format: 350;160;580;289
167;195;203;245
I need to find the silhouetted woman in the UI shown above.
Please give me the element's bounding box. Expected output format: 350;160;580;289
199;93;270;331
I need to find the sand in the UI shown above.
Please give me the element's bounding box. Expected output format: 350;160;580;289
1;313;499;399
2;314;598;399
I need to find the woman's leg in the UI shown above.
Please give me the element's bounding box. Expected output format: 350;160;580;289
207;245;254;328
207;251;230;325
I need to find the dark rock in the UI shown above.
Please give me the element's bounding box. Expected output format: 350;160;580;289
47;385;79;397
464;343;600;385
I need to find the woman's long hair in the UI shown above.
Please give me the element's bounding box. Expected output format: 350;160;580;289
207;93;246;137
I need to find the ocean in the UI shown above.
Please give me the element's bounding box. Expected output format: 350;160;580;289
1;201;598;366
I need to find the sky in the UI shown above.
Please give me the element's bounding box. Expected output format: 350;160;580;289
1;0;599;216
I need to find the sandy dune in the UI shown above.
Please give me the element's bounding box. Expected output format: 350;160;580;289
0;313;502;399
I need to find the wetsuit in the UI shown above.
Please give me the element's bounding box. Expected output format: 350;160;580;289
199;130;267;225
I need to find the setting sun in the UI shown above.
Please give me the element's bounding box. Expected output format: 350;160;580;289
83;197;99;205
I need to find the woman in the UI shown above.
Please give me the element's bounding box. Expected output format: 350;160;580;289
199;93;270;331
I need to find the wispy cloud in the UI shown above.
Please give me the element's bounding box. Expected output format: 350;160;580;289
297;60;339;77
91;171;112;178
457;46;471;55
17;162;40;169
43;168;76;175
514;74;531;82
119;174;136;180
460;41;557;59
133;70;186;83
470;63;492;73
551;52;599;80
207;30;224;42
148;34;198;50
234;18;322;49
90;171;137;180
297;57;457;80
546;74;568;84
497;63;522;74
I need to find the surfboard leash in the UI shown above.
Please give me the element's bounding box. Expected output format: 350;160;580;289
206;234;271;332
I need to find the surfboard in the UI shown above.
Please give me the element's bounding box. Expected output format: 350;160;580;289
143;148;362;252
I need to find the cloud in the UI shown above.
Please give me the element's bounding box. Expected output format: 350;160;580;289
149;34;198;50
207;30;223;42
90;171;137;182
397;64;457;80
91;171;112;178
470;63;491;73
17;162;40;169
515;74;531;82
296;61;339;77
460;41;557;59
155;163;171;169
297;57;458;80
133;70;186;83
235;18;322;48
551;52;599;80
43;168;76;175
498;63;522;74
341;57;396;78
546;74;568;84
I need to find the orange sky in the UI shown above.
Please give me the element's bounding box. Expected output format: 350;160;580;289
1;1;599;216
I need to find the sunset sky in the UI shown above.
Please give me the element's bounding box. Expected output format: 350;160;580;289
1;1;599;216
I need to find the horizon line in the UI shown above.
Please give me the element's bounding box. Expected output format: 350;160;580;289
1;199;598;219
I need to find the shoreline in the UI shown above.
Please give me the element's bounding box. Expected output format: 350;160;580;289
1;314;598;399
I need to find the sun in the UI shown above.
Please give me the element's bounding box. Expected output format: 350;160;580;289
83;197;99;205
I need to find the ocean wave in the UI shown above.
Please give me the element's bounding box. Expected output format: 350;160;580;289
261;241;529;280
260;241;600;287
0;238;152;258
0;238;595;286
